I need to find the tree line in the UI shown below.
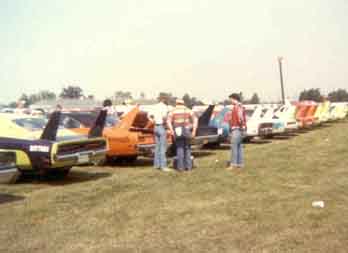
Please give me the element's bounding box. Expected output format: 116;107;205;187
299;88;348;102
5;85;348;108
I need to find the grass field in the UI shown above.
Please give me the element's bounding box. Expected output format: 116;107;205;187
1;120;348;253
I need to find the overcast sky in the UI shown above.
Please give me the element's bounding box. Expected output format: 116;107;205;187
1;0;347;103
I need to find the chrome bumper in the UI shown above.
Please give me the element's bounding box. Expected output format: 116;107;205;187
54;148;107;164
136;144;156;156
259;128;273;136
0;163;19;184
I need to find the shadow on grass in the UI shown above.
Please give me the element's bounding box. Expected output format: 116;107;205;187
271;135;294;140
106;158;153;167
202;144;231;150
191;151;216;158
18;171;112;185
296;128;312;134
0;193;25;205
246;139;272;145
284;132;300;137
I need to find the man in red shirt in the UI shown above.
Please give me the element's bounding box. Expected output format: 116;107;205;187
228;93;247;170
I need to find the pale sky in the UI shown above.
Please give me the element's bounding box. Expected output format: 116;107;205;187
1;0;347;103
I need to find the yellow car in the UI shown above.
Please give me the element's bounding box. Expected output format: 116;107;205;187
316;101;331;123
0;110;107;180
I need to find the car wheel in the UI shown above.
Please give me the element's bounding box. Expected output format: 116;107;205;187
45;167;71;180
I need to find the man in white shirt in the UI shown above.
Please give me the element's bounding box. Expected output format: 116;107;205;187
148;96;171;172
102;99;119;127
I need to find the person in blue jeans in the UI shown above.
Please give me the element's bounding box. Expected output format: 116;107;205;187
148;96;171;172
174;128;193;171
228;93;247;170
167;99;198;171
154;124;168;170
230;128;244;168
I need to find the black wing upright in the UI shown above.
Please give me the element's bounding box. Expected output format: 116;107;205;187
88;109;108;138
40;111;61;141
198;105;215;126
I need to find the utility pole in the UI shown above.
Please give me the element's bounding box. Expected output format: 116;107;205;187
278;56;285;104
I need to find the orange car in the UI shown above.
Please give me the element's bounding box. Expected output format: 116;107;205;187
296;101;318;128
305;102;318;126
61;106;172;162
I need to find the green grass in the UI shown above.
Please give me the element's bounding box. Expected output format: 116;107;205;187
1;121;348;253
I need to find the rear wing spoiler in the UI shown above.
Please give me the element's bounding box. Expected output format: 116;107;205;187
41;108;108;141
40;111;61;141
115;106;139;130
198;105;215;126
88;109;108;138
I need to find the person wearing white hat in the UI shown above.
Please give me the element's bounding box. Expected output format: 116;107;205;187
167;99;198;171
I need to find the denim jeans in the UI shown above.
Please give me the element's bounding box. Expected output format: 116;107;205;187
230;129;244;167
175;136;192;171
174;127;192;171
154;125;167;169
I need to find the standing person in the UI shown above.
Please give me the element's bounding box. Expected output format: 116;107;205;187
228;93;247;170
167;99;198;172
148;96;171;172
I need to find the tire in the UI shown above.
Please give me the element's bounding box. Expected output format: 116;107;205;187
243;137;252;143
45;167;71;180
122;156;138;163
203;142;221;149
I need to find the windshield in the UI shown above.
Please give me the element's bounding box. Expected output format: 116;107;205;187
13;117;48;131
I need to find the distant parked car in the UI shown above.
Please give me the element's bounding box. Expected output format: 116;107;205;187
274;103;298;131
209;105;273;142
0;108;15;113
259;105;286;136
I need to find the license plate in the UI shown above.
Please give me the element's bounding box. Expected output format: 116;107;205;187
203;140;208;144
218;128;223;135
78;154;89;164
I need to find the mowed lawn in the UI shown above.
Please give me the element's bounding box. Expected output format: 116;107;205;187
1;121;348;253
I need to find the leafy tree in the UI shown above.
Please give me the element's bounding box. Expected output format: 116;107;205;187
7;101;17;108
191;97;204;106
114;91;133;103
182;94;204;108
183;93;192;108
19;93;29;102
299;88;322;102
245;93;260;104
158;92;177;106
239;92;244;103
328;89;348;102
60;86;84;99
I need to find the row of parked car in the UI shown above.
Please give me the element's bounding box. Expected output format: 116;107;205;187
208;100;348;142
0;101;347;183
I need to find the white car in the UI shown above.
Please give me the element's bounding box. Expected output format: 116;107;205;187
244;105;273;140
274;103;298;131
260;105;286;136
